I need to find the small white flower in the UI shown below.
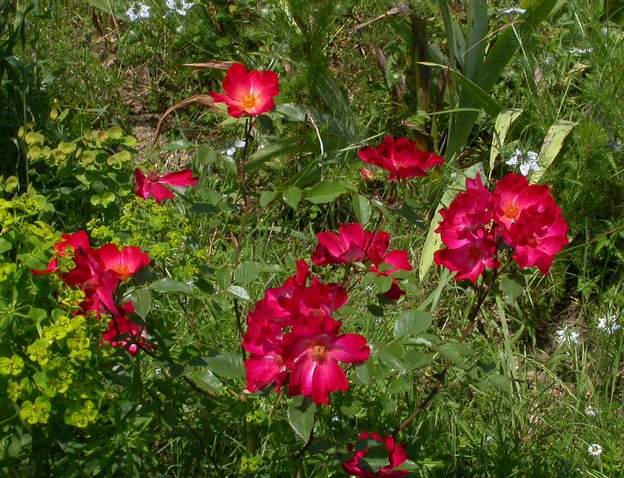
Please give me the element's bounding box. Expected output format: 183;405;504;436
235;140;246;149
598;314;621;334
331;416;340;423
498;7;526;16
543;56;555;66
585;405;598;417
485;435;494;445
225;147;236;157
126;3;150;21
166;0;194;15
506;149;522;166
507;149;540;176
570;48;593;56
587;444;603;457
556;326;580;344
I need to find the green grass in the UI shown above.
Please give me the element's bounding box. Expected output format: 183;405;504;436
2;0;624;476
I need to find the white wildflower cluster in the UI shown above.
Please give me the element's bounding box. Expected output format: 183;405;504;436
587;443;603;457
166;0;194;15
584;405;598;417
126;3;150;21
555;326;580;345
126;1;195;22
498;7;526;16
597;313;620;334
506;149;540;176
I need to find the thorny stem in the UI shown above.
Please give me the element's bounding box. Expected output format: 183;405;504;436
396;267;501;434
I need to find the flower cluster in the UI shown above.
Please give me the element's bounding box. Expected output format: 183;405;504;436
243;260;370;404
312;223;412;300
134;168;198;204
358;136;444;181
32;231;153;355
434;173;569;282
342;432;409;477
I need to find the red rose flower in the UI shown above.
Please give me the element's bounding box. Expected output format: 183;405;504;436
342;432;409;477
96;244;150;280
311;224;389;266
210;63;279;118
370;250;413;301
357;136;444;181
134;168;199;204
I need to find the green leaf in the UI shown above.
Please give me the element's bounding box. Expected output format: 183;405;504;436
227;285;250;301
259;191;277;209
419;162;484;280
373;274;393;294
203;352;245;379
305;181;348;204
500;276;523;304
380;343;406;373
531;120;576;183
403;349;433;370
352;194;371;225
0;238;12;254
287;396;316;442
438;342;472;365
282;187;302;210
489;109;523;175
185;369;224;394
464;0;488;81
394;310;433;338
388;377;411;395
488;374;511;392
131;289;152;319
150;279;193;294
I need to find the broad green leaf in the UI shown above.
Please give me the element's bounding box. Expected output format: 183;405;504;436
530;120;576;183
373;274;393;294
352;194;371;225
380;343;406;373
394;310;433;338
500;276;524;304
403;349;434;370
419;162;484;280
226;285;250;301
438;342;472;365
287;396;316;442
388;377;411;395
259;191;277;209
305;181;348;204
282;187;302;210
464;0;488;81
489;109;523;176
150;279;193;295
185;369;224;394
0;238;12;254
131;289;152;319
203;352;245;379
